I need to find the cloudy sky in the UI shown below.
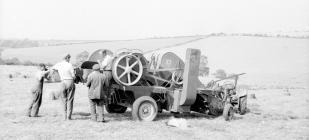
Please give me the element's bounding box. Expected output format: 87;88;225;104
0;0;308;40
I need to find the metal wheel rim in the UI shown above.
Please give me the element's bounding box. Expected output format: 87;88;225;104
138;101;155;120
112;54;143;86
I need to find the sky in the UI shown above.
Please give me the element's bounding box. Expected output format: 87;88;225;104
0;0;309;40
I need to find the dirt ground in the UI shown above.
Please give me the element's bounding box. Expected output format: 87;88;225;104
0;65;309;140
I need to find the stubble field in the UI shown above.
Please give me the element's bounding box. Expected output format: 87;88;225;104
0;65;308;140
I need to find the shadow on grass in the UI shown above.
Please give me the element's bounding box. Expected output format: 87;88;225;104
72;112;91;120
232;116;244;120
73;111;132;121
72;111;235;121
105;112;132;121
101;111;219;121
155;112;218;121
73;112;91;116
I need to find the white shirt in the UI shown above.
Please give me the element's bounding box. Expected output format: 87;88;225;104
52;61;75;80
100;55;113;70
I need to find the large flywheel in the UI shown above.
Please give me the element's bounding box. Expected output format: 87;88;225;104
112;53;144;86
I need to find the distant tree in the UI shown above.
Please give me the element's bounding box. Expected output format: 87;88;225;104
199;55;209;76
23;60;37;66
0;57;4;65
75;51;89;67
199;67;209;77
5;57;21;65
199;55;208;67
0;49;5;64
214;69;227;79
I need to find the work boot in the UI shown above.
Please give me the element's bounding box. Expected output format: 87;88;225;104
97;115;105;122
97;118;105;123
67;114;72;120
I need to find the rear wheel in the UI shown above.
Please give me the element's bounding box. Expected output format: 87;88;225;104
132;96;158;121
223;103;234;121
208;95;224;116
106;104;127;113
209;105;220;116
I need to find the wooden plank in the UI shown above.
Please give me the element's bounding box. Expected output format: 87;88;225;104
179;48;201;106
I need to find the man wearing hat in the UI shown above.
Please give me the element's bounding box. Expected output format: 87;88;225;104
52;54;76;120
86;64;108;122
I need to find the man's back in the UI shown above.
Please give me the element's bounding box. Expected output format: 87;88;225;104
53;61;75;80
87;71;107;99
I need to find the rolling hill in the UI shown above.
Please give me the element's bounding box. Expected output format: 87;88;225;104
1;35;309;88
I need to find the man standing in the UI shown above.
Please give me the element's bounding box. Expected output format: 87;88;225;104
86;64;107;122
27;63;50;117
52;54;76;120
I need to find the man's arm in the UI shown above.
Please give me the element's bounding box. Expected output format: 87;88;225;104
86;74;92;87
51;63;60;70
69;64;76;79
49;63;59;75
42;70;51;80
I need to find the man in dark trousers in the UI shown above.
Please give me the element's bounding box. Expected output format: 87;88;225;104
52;54;76;120
86;64;108;122
27;63;50;117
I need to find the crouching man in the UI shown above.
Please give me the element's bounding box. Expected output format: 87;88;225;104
86;64;108;122
27;63;50;117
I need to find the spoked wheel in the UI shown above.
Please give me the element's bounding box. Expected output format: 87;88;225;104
112;54;143;86
132;96;158;121
223;103;234;121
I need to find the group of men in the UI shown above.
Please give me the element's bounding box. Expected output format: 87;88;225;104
27;50;113;123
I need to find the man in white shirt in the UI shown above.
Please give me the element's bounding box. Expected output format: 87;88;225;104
98;51;113;71
52;54;76;120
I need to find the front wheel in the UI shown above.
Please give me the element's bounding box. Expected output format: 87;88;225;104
223;103;234;121
132;96;158;121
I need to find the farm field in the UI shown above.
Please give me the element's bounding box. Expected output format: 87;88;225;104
1;36;309;139
2;36;309;88
0;65;309;140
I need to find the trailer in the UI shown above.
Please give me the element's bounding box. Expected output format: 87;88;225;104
81;48;247;121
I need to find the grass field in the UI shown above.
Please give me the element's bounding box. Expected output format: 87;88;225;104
2;36;309;88
0;65;309;140
1;36;309;139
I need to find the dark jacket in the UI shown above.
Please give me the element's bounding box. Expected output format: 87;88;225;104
86;71;108;99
